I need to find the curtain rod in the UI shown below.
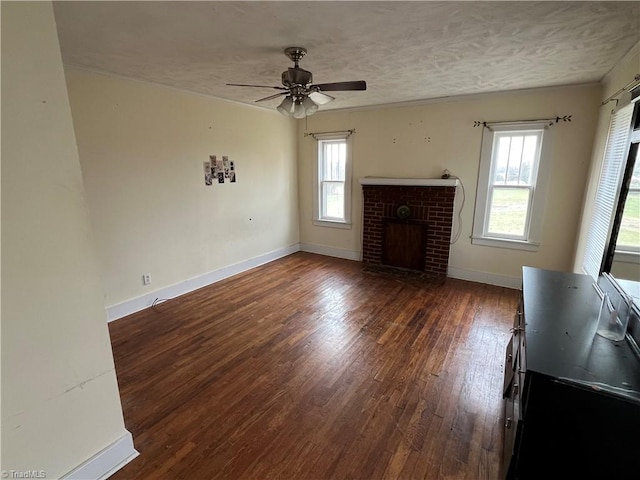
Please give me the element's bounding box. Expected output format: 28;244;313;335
303;129;355;140
473;115;572;129
601;74;640;106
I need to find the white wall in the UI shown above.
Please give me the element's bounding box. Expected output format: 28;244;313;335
1;2;130;477
65;69;298;315
298;85;601;286
573;41;640;273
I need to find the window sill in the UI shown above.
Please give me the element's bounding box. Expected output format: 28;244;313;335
313;219;352;230
471;236;540;252
614;251;640;265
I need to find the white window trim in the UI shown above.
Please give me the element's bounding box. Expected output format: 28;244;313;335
312;133;352;229
472;121;554;251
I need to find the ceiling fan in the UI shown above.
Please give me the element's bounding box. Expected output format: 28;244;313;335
227;47;366;118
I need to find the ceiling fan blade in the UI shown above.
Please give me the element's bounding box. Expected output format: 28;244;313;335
255;92;288;103
309;91;334;105
313;80;367;92
226;83;288;90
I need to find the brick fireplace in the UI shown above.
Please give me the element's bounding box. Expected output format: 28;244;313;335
360;178;458;276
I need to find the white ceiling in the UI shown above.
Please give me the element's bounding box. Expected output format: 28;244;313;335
53;1;640;113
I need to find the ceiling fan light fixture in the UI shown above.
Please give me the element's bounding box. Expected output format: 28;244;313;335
302;96;318;116
277;96;294;116
292;99;306;119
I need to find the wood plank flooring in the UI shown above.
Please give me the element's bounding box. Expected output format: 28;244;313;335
108;252;519;480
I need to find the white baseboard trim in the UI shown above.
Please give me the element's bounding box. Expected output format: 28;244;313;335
63;430;138;480
106;244;301;322
300;243;361;262
447;266;521;289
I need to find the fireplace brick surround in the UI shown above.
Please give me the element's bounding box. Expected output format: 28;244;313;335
360;178;458;276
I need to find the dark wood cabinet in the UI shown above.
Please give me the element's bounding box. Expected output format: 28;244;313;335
502;267;640;479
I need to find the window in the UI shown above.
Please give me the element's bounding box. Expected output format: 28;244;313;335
314;134;352;227
472;122;553;251
616;148;640;254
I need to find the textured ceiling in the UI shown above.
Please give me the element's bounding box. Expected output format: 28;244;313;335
53;1;640;113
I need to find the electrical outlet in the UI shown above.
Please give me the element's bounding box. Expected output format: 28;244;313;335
142;273;151;285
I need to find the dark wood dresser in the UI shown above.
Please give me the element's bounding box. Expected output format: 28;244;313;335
502;267;640;479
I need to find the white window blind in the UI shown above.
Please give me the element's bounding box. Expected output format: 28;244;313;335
582;103;634;279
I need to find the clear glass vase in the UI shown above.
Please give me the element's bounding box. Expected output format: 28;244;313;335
596;291;632;342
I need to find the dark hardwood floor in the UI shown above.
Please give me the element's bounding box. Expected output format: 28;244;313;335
108;252;519;479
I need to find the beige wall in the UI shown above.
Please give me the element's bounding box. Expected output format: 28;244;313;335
573;41;640;273
65;69;298;309
298;85;601;284
1;2;127;477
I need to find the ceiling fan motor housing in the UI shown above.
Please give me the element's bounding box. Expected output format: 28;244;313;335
282;67;313;87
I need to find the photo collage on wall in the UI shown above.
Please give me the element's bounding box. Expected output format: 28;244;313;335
204;155;236;186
